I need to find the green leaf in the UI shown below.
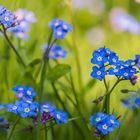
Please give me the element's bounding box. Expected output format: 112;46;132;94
84;79;97;92
28;58;42;67
47;64;71;82
68;116;81;122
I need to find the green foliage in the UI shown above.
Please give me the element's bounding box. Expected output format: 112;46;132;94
47;64;71;82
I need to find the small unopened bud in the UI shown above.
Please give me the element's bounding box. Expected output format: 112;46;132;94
92;96;104;104
121;89;129;93
117;115;121;120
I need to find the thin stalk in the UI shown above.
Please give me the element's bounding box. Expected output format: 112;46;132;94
51;82;85;140
38;38;57;104
65;0;83;93
1;27;26;68
103;77;110;114
69;72;90;133
115;94;137;140
7;116;20;140
103;78;122;140
37;36;56;140
52;60;89;132
45;126;47;140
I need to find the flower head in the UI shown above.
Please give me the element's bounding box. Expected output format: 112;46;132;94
135;55;140;69
90;112;107;126
91;47;140;82
12;85;36;99
89;112;120;136
10;9;36;40
0;5;16;28
91;66;106;81
41;101;56;114
17;100;38;118
41;43;67;59
54;109;68;124
49;18;72;39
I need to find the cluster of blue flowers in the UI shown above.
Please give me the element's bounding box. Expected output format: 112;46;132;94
49;18;72;39
7;85;38;118
10;9;36;40
7;85;68;125
40;101;68;125
90;112;120;136
0;5;16;28
0;6;36;40
91;47;140;84
41;43;67;59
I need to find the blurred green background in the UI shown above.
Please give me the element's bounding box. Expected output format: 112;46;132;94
0;0;140;140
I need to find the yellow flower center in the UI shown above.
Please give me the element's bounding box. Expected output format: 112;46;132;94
57;114;61;119
19;93;23;97
5;17;9;21
102;124;108;129
24;108;30;113
96;117;101;121
44;109;49;112
27;90;31;95
63;25;67;29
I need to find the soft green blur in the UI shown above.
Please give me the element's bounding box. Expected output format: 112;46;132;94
0;0;140;140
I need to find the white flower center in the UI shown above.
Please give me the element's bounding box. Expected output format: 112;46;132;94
102;124;108;129
96;117;100;121
113;69;118;72
27;90;31;95
112;58;117;62
26;100;32;104
57;31;62;36
97;71;101;75
124;72;128;76
5;17;9;21
43;105;49;108
97;56;102;61
24;108;30;113
57;114;61;119
12;106;17;110
54;22;59;27
110;119;114;124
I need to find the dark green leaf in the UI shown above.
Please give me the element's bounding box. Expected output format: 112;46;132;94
47;64;71;82
28;58;42;67
84;79;97;92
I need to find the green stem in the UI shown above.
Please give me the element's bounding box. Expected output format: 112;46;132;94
38;38;57;104
51;59;89;133
66;1;83;93
2;28;26;68
103;77;109;113
45;126;47;140
37;38;56;140
103;78;121;140
7;116;20;140
51;82;85;140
